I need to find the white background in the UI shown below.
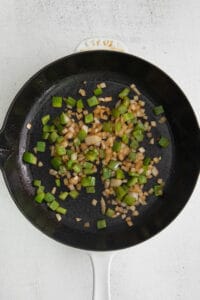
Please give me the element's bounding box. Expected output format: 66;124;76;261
0;1;200;299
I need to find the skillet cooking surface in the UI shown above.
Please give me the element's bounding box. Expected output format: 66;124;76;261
1;51;199;250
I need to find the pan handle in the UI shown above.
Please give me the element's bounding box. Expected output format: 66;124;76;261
89;252;114;300
0;130;11;168
75;38;128;53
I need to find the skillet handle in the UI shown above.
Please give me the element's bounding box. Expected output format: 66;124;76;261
0;130;11;168
75;38;128;53
89;252;114;300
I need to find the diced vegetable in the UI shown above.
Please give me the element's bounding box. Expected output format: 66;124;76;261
102;122;112;133
33;180;41;187
158;136;169;148
56;206;67;215
55;145;66;156
44;193;55;203
87;96;99;107
41;114;50;125
123;194;136;206
51;157;62;170
115;169;125;179
34;192;44;203
153;105;164;115
72;163;82;173
60;112;69;125
94;87;103;96
52;96;62;108
42;132;49;140
128;151;136;162
49;131;58;143
108;160;120;170
78;129;87;141
123;112;135;122
130;139;139;149
122;134;129;144
76;99;84;110
59;192;68;200
86;187;95;193
97;219;107;229
48;200;59;211
69;190;79;199
81;176;96;187
85;149;98;162
55;179;61;187
84;113;94;124
143;157;151;166
138;175;147;184
119;87;130;99
37;185;45;194
106;208;115;218
112;141;121;152
115;186;127;201
23;152;37;165
102;167;112;180
65;97;76;107
115;122;122;133
127;177;138;187
36;141;46;152
133;130;144;142
154;185;163;196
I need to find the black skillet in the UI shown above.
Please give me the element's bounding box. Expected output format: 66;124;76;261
0;50;199;298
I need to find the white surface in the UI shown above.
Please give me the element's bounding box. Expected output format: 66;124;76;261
0;1;199;299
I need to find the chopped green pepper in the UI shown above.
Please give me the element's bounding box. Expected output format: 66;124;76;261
112;141;122;152
59;192;68;201
102;167;112;180
143;157;151;166
97;219;107;229
130;138;139;149
127;177;138;187
66;159;74;170
81;176;96;187
87;96;99;107
123;194;136;206
51;157;62;170
128;151;136;162
72;163;82;173
55;179;61;187
34;192;45;203
85;149;98;162
108;160;120;170
119;87;130;99
102;121;112;133
48;200;59;211
49;131;58;143
84;113;94;124
122;134;129;144
37;185;45;194
77;129;87;141
42;132;49;140
138;175;147;184
153;105;164;115
52;96;62;108
55;145;66;156
76;99;84;110
94;87;103;96
133;130;144;142
56;206;67;215
123;112;135;122
36;141;46;152
86;186;95;193
115;169;125;179
115;186;127;201
33;179;41;187
158;136;169;148
69;190;79;199
41;114;50;125
23;152;37;165
154;185;163;196
44;192;55;203
65;96;76;107
60;112;69;125
115;122;122;133
106;208;115;218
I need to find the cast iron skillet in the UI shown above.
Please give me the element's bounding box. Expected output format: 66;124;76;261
0;50;199;251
